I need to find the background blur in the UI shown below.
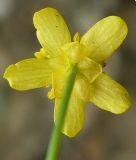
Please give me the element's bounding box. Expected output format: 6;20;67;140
0;0;136;160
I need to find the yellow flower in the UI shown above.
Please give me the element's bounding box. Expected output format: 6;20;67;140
3;8;131;137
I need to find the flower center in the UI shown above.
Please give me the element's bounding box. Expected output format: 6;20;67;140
61;41;89;64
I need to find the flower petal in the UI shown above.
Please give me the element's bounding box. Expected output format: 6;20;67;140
81;16;128;63
3;58;53;90
78;57;102;83
34;48;50;58
33;8;71;57
54;74;89;137
48;70;67;99
90;73;131;114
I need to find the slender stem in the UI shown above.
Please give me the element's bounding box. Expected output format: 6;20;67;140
45;64;77;160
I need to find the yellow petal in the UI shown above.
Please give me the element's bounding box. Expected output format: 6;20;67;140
81;16;128;63
48;70;67;99
61;42;89;64
75;74;91;101
34;48;50;58
3;58;53;90
47;53;70;99
78;57;102;83
90;73;131;114
35;47;69;69
49;53;70;71
33;7;71;57
54;75;88;137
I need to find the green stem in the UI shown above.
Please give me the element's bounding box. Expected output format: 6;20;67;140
45;64;77;160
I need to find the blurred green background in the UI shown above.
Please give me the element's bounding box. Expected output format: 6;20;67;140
0;0;136;160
